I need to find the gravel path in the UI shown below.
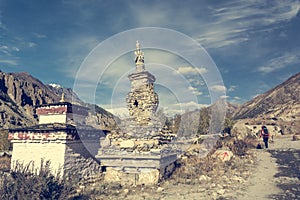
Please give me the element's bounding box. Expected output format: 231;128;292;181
94;135;300;200
240;136;300;200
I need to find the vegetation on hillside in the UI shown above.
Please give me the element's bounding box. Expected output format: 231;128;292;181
167;106;236;137
0;129;11;151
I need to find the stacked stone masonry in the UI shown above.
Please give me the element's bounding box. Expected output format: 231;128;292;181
96;41;177;185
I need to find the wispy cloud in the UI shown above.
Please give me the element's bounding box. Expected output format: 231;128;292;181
228;85;237;92
257;52;300;73
33;33;47;39
0;45;10;55
166;101;208;115
0;11;38;67
197;0;300;48
221;95;229;99
128;0;299;49
28;42;37;48
0;12;6;30
176;66;208;75
210;85;226;92
188;86;203;96
0;59;18;65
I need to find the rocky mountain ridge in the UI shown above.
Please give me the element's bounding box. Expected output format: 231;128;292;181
0;70;116;130
170;72;300;136
233;72;300;121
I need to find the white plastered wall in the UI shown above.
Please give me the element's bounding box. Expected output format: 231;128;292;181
11;142;66;175
39;114;67;124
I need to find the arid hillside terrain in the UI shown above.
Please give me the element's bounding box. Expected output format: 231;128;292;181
234;72;300;121
0;70;116;130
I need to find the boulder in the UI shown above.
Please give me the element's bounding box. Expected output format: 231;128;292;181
212;150;234;162
156;187;164;193
120;140;135;149
199;174;211;182
231;120;253;140
217;189;225;195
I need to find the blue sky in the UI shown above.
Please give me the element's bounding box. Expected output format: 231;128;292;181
0;0;299;115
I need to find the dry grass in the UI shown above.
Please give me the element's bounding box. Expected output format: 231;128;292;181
0;160;77;200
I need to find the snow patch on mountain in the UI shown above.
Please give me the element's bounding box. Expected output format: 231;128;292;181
48;83;62;89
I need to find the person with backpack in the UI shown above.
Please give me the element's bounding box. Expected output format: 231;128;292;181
260;125;270;148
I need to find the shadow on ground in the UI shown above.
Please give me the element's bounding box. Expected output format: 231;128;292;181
269;149;300;200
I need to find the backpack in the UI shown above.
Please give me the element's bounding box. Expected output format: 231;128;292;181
262;126;269;137
262;127;268;134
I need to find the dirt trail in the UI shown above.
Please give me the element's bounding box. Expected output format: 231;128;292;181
108;136;300;200
240;136;300;200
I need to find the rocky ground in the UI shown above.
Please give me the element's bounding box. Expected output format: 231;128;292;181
85;135;299;200
1;135;299;199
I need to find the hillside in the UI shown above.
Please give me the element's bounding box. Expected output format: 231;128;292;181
0;70;116;130
172;70;300;136
234;72;300;121
174;100;238;136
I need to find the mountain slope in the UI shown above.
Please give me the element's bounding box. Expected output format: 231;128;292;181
234;72;300;121
0;71;60;128
0;70;116;130
173;99;239;136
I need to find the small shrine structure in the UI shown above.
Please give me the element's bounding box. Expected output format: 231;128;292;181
8;96;105;178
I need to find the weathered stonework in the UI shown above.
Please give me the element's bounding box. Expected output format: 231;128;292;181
126;41;159;125
104;167;160;186
97;41;177;186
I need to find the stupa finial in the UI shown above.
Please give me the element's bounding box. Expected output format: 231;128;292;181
134;40;144;65
59;93;65;102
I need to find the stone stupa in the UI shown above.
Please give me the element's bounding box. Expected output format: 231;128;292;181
96;41;177;185
126;41;159;126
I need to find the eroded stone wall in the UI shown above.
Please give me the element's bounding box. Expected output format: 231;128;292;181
104;167;160;186
127;83;158;125
64;141;101;181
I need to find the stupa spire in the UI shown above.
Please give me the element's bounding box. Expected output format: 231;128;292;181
59;93;65;102
134;41;145;72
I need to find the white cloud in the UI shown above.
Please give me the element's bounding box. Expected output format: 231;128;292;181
188;86;203;96
234;96;241;100
192;91;203;96
164;101;208;115
28;42;37;48
210;85;226;92
0;45;9;55
33;33;47;39
188;86;197;91
228;85;236;92
12;47;20;52
221;95;229;99
258;52;300;73
0;59;18;65
176;66;208;75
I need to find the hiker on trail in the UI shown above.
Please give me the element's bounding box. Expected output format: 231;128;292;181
260;125;270;148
